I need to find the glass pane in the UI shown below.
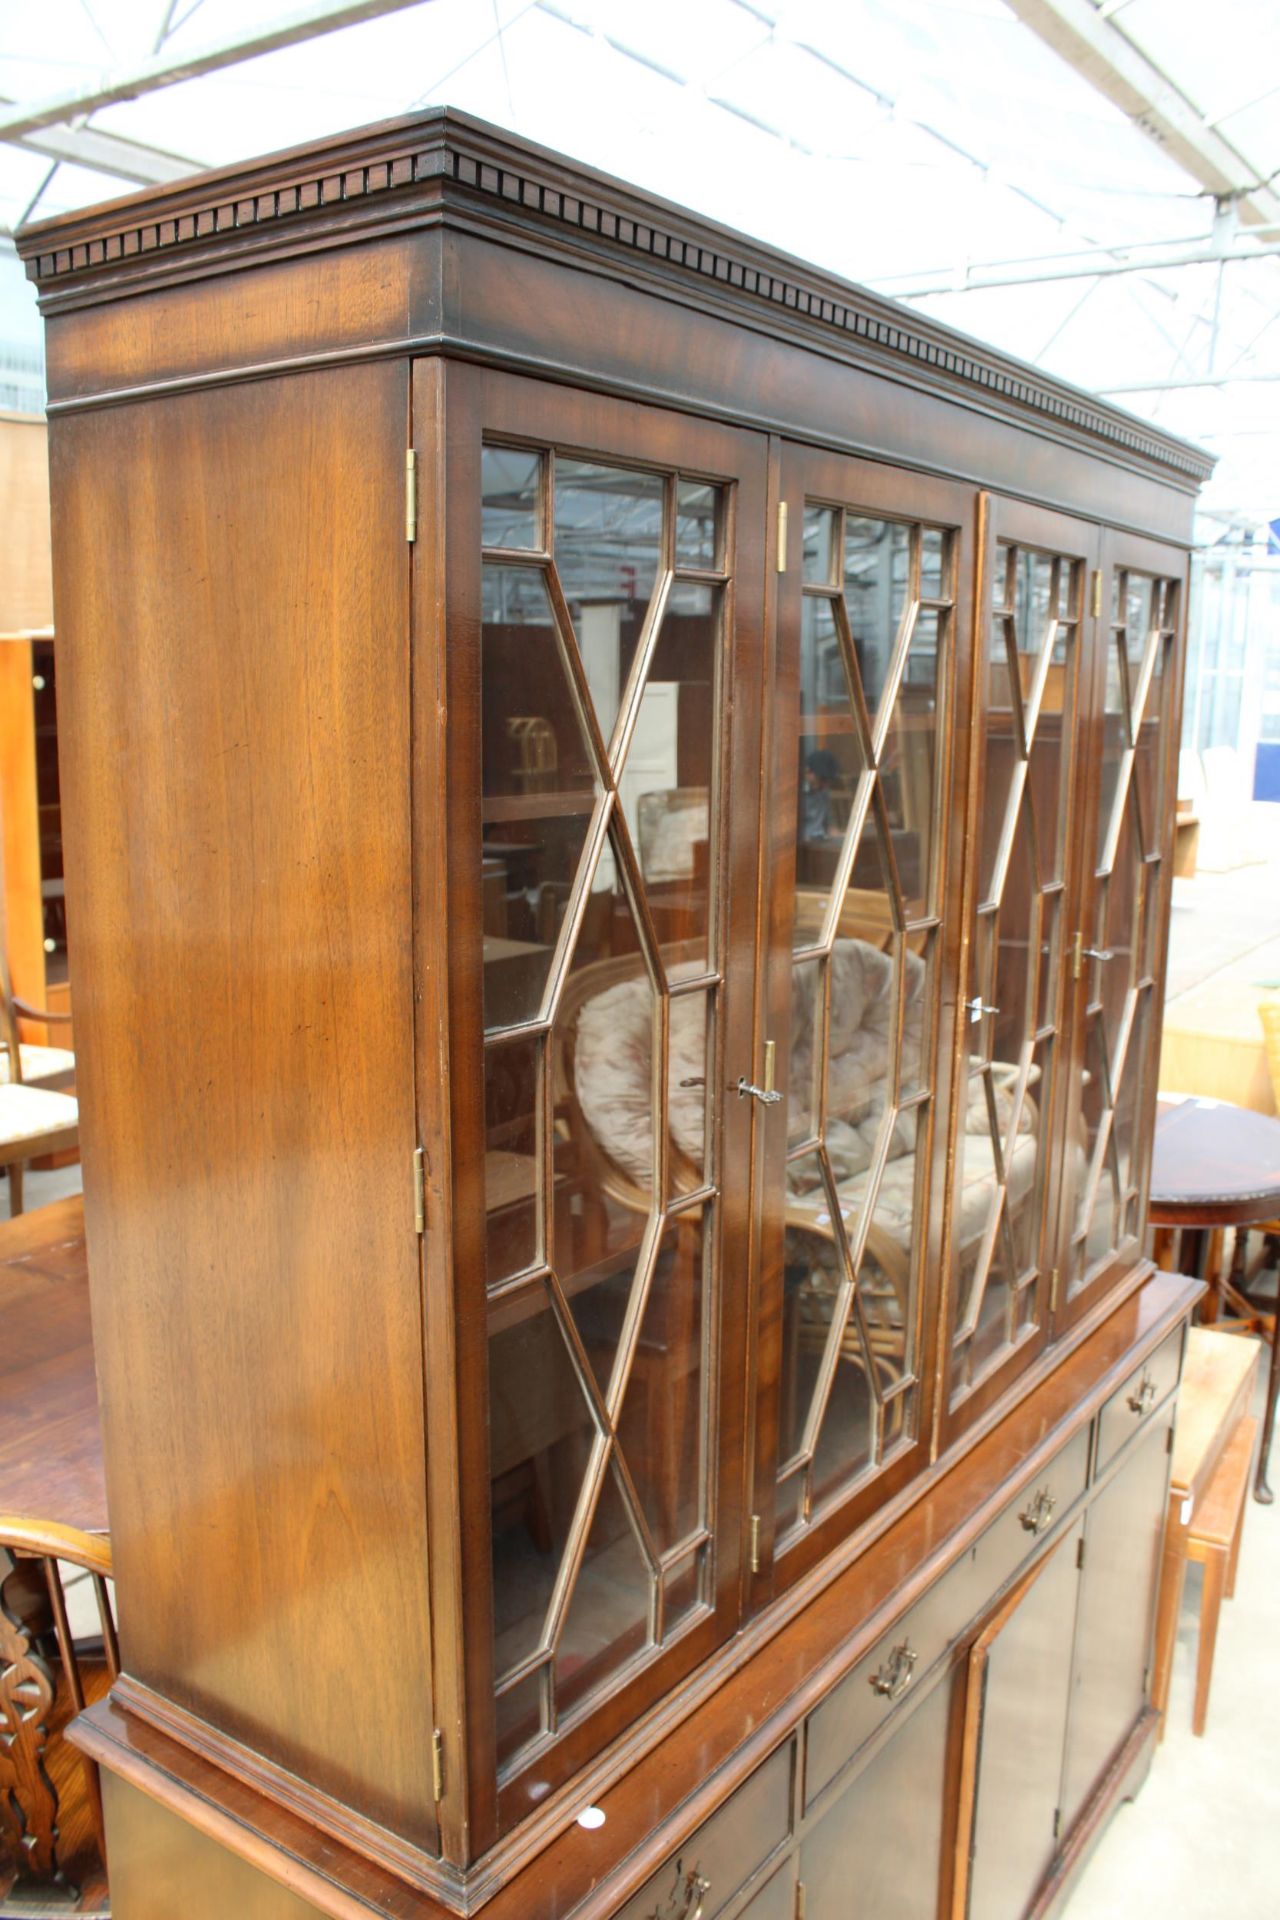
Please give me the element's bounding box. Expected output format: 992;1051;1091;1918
554;459;665;745
880;606;941;918
920;526;947;599
1134;628;1174;859
615;1213;709;1554
553;835;657;1402
843;517;911;721
1070;1011;1117;1290
1095;634;1128;872
626;584;719;971
485;1033;540;1284
556;1458;655;1715
788;959;823;1148
495;1667;544;1775
795;594;869;938
662;1544;704;1640
670;986;713;1195
803;505;837;586
482;562;601;1030
489;1284;599;1682
482;445;541;549
810;1296;875;1508
1114;985;1154;1204
675;479;723;571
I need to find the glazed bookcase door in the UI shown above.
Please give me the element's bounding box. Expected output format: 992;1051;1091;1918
944;498;1095;1434
424;364;767;1843
753;445;971;1592
1055;532;1187;1331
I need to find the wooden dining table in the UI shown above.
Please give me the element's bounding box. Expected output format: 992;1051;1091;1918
0;1192;106;1533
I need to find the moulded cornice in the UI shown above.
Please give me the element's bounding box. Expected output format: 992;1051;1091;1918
15;106;1214;486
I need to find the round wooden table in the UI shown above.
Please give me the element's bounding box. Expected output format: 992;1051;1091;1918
1151;1095;1280;1501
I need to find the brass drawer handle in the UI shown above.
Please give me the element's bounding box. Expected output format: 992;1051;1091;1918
1127;1374;1157;1415
1019;1487;1057;1536
869;1640;917;1702
650;1865;710;1920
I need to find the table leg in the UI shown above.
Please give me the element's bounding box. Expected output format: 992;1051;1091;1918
1151;1488;1189;1733
1256;1306;1280;1505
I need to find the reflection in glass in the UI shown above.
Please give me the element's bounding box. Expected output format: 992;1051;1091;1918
675;479;724;570
485;1033;540;1283
555;459;665;744
803;505;837;586
488;1285;599;1679
844;517;910;718
483;445;541;549
481;563;601;1031
557;1459;654;1715
615;1214;709;1553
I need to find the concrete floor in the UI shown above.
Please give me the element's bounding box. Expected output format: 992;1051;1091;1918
1069;810;1280;1917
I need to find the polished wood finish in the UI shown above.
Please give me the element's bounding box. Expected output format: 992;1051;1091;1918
0;1195;104;1535
14;110;1208;1920
1149;1094;1280;1498
49;364;438;1853
1185;1411;1256;1736
1150;1325;1260;1729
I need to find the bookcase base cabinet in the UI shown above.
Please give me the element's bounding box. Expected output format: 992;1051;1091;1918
18;110;1209;1920
76;1272;1192;1920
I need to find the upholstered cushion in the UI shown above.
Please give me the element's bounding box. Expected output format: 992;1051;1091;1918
0;1044;76;1087
574;966;707;1186
0;1082;79;1148
787;1127;1037;1258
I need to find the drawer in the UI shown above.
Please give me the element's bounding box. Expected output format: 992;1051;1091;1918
805;1422;1091;1811
615;1739;794;1920
1095;1325;1183;1479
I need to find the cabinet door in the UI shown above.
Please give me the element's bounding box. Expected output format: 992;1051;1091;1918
754;445;974;1592
424;364;769;1835
1056;536;1188;1328
1060;1408;1173;1833
799;1662;957;1920
944;499;1096;1436
962;1522;1083;1920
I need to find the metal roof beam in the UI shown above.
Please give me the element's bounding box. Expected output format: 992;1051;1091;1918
0;0;433;143
1004;0;1280;231
2;111;199;185
878;241;1280;297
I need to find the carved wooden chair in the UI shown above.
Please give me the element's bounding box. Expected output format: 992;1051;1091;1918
0;945;78;1218
0;1517;115;1910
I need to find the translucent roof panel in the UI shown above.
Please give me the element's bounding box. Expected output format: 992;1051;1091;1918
2;0;1278;521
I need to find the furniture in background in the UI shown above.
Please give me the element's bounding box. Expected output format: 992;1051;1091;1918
1149;1325;1259;1736
18;110;1207;1920
1159;975;1279;1117
0;939;78;1215
1150;1096;1280;1501
0;1195;110;1910
0;1518;115;1911
1184;1413;1257;1736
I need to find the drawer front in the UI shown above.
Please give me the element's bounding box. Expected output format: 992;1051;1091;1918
615;1740;794;1920
805;1422;1091;1810
1095;1325;1183;1478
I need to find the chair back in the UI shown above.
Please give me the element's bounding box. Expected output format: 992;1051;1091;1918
0;1518;115;1906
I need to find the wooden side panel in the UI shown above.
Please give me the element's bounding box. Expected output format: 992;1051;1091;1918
102;1774;324;1920
48;363;437;1846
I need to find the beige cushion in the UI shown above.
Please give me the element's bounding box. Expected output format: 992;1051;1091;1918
0;1081;79;1149
0;1043;76;1086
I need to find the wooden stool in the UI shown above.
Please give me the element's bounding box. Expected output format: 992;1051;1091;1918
1186;1413;1257;1736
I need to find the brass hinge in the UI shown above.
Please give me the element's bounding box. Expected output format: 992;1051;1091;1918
406;447;419;544
414;1147;426;1234
749;1513;762;1574
1167;1421;1175;1455
777;501;788;573
1076;1535;1086;1571
1090;568;1102;618
1071;929;1083;981
795;1880;807;1920
1049;1266;1061;1314
431;1727;445;1801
